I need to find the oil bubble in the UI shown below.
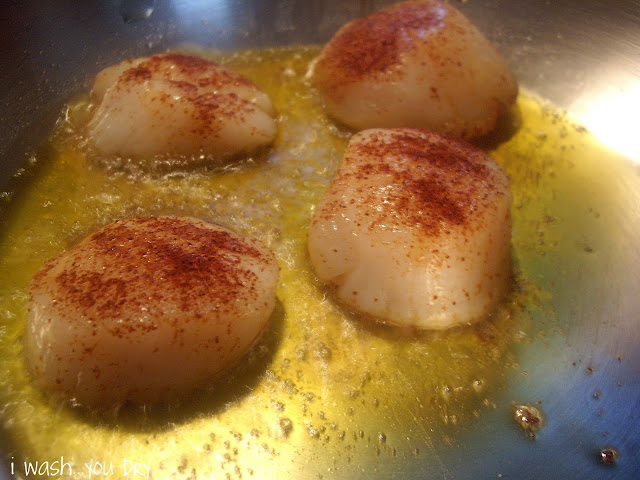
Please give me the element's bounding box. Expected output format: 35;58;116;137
306;424;320;438
313;342;332;361
279;417;293;438
282;379;298;394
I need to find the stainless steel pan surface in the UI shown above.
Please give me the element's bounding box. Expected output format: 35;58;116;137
1;1;639;479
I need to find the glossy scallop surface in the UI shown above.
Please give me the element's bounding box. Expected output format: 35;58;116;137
310;0;518;139
308;128;512;329
88;53;277;160
25;216;279;406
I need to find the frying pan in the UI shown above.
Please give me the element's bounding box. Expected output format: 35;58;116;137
1;1;639;479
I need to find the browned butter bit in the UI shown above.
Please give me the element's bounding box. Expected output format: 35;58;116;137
513;402;544;439
599;447;619;466
25;216;279;407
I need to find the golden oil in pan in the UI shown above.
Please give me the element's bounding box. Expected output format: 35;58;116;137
0;46;633;479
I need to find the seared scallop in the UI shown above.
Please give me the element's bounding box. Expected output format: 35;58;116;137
308;128;512;329
309;0;518;139
25;217;279;407
87;53;277;160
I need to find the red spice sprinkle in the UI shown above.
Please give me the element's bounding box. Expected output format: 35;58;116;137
327;129;501;238
105;53;265;147
319;0;447;80
38;217;272;340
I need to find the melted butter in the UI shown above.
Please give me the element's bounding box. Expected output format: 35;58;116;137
0;46;634;479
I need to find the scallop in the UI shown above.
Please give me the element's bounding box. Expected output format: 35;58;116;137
309;0;518;139
87;53;277;160
24;217;279;407
307;128;512;329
